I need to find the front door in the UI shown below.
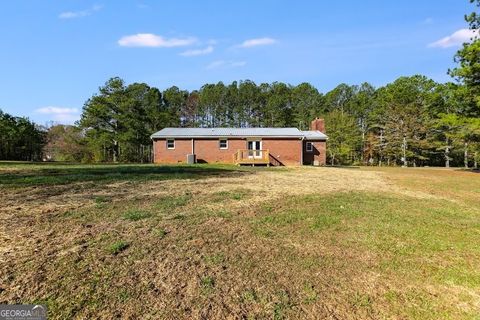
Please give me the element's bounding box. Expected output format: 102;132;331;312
247;140;262;158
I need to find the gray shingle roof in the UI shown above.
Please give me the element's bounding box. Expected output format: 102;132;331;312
151;127;327;140
301;130;328;140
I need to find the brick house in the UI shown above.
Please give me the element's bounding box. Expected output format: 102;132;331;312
151;118;327;166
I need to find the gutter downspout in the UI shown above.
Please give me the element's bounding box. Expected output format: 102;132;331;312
191;138;195;163
300;137;304;166
151;137;155;163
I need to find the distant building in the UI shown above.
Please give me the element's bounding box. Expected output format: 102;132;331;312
151;118;327;166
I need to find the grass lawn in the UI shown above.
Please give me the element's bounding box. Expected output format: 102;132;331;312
0;162;479;319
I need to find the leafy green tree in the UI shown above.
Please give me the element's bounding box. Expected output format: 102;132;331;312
349;82;376;163
449;0;480;114
120;83;162;162
433;113;466;167
291;83;323;130
163;86;188;127
80;77;163;162
198;83;227;127
79;77;125;162
263;82;292;127
324;109;361;165
374;76;436;166
238;80;262;127
44;125;87;161
324;83;355;113
0;109;45;161
182;91;200;127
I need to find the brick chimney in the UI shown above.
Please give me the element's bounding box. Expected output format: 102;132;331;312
310;117;325;133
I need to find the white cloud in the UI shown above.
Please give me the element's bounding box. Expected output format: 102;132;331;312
36;107;79;114
180;45;214;56
51;114;80;123
238;37;277;48
59;5;102;19
206;60;246;69
429;28;478;48
118;33;197;47
35;107;80;123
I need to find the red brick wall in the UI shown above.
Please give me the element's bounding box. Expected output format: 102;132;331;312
153;138;305;166
153;138;192;164
194;139;245;163
262;138;302;166
302;140;326;166
310;118;325;132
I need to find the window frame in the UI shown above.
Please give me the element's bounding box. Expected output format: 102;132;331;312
219;139;228;150
166;139;175;150
306;142;313;152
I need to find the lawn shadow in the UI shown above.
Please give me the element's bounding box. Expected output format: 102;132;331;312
0;163;253;187
324;165;361;169
453;168;480;174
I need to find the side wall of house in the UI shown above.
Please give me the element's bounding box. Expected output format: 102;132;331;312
262;138;302;166
153;138;304;165
302;140;326;165
194;139;245;163
153;138;192;164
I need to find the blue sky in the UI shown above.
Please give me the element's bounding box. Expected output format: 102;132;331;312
0;0;474;124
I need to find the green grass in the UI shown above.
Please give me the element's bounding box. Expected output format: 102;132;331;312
153;228;168;239
2;163;479;319
200;276;215;295
0;162;249;187
203;253;225;265
122;209;151;221
94;195;110;204
211;188;251;201
250;191;480;318
107;241;129;255
154;194;192;211
273;291;293;320
94;195;111;208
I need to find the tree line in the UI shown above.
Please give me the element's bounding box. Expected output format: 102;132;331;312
3;76;479;166
2;0;479;167
0;110;45;161
66;75;477;167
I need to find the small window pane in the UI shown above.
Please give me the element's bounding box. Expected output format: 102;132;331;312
167;139;175;149
219;139;228;149
306;142;313;152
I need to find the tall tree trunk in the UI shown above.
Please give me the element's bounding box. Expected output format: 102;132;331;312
464;142;469;169
445;141;450;168
402;136;407;167
378;129;384;167
113;140;118;163
361;130;366;165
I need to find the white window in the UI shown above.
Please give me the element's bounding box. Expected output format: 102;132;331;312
166;139;175;149
306;142;313;152
219;139;228;149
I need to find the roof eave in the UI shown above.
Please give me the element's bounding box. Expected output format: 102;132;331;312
151;135;305;139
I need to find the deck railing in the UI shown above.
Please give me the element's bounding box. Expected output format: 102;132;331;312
233;149;270;165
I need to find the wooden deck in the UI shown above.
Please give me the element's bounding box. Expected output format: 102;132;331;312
233;149;270;166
